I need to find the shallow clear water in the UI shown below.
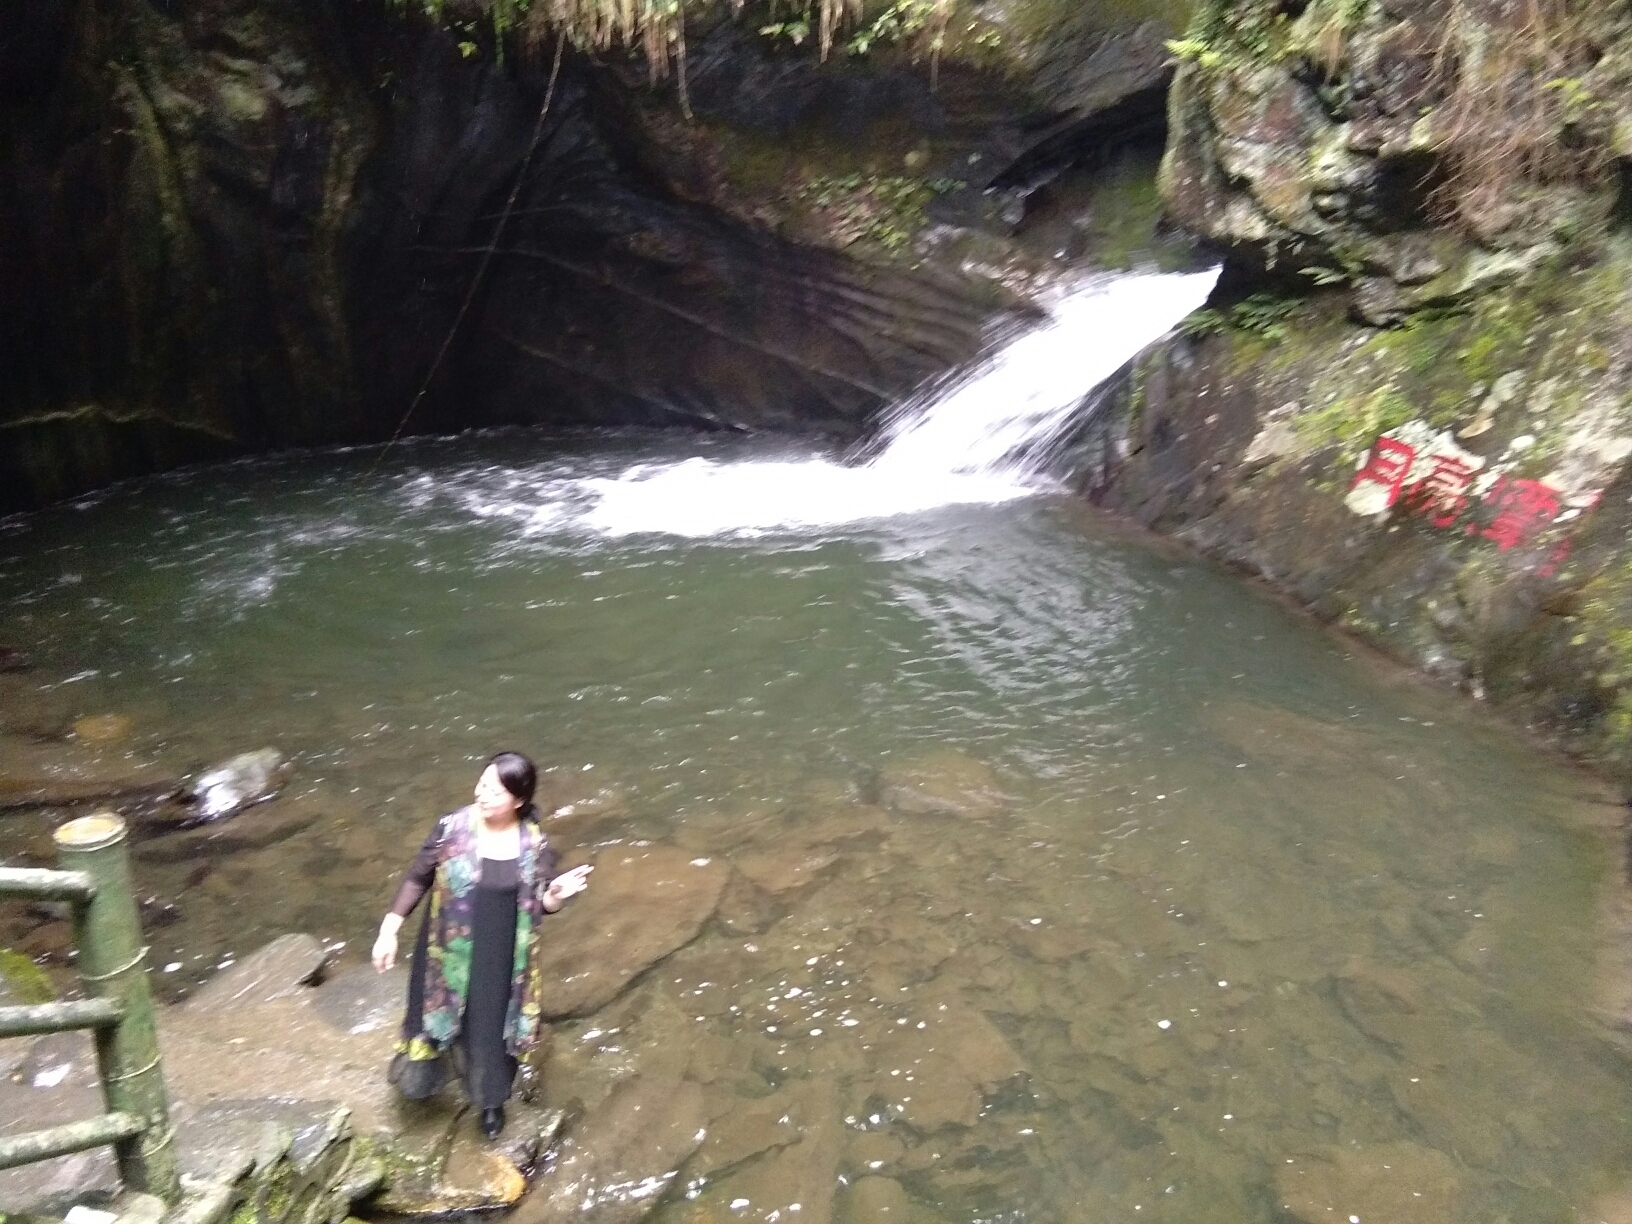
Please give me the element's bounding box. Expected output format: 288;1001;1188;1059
1;430;1629;1222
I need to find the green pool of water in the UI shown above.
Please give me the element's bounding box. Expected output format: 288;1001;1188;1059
1;431;1628;1222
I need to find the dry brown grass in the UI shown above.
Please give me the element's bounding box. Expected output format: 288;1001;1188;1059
516;0;955;75
1422;0;1612;235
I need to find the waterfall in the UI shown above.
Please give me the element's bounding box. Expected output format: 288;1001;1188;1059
867;268;1220;481
440;268;1221;539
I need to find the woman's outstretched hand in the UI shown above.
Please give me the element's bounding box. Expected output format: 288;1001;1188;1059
372;913;403;973
543;863;593;911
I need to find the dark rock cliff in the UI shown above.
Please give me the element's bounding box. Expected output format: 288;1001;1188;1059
0;0;1042;512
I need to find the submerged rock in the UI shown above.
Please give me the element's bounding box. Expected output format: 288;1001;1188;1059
505;1083;705;1224
697;1117;842;1224
0;647;30;673
509;1079;707;1224
690;1078;836;1178
179;748;290;824
133;798;319;862
839;1175;943;1223
71;714;132;744
1273;1142;1460;1224
533;844;728;1019
0;732;178;811
734;845;840;896
877;752;1010;819
862;1004;1026;1133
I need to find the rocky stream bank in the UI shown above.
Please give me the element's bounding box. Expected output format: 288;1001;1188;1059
1065;0;1632;789
0;750;1068;1224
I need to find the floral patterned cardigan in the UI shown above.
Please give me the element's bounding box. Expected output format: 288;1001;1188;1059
390;805;559;1058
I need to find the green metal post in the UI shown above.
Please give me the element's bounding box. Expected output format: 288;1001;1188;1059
55;813;180;1202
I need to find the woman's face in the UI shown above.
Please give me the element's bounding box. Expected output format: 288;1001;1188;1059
473;764;520;820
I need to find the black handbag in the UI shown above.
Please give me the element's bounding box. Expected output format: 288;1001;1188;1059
387;1046;449;1100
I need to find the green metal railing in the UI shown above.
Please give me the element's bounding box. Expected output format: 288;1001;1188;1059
0;813;179;1202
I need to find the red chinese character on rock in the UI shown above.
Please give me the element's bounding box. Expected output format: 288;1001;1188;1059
1408;452;1480;527
1482;476;1561;551
1537;539;1573;580
1350;437;1416;509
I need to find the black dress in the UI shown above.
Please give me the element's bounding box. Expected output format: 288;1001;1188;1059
400;856;520;1108
462;856;520;1109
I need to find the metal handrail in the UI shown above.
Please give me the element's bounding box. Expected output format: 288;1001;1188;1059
0;814;179;1199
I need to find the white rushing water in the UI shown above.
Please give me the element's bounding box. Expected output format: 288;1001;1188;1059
439;267;1221;539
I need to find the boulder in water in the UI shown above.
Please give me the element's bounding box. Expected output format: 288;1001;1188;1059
183;933;329;1012
877;751;1010;819
533;844;728;1019
179;748;290;824
72;714;132;743
0;647;30;673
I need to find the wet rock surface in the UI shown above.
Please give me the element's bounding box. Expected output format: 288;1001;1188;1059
178;749;291;824
1158;0;1632;304
1082;245;1632;787
184;933;329;1011
510;1079;707;1224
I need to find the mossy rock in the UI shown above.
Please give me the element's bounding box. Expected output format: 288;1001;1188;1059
0;948;55;1005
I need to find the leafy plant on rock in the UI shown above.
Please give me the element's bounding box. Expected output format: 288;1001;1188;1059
1181;293;1299;341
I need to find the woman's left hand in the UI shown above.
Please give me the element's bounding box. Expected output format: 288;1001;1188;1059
544;863;593;910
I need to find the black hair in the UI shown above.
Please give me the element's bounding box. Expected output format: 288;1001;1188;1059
487;751;538;819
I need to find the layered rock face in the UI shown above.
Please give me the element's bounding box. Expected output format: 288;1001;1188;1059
1159;0;1632;318
1044;0;1632;782
0;0;1019;511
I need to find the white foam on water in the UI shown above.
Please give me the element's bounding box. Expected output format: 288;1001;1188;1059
431;268;1221;540
574;458;1032;538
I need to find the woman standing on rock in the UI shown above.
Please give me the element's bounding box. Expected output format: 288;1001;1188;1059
372;752;592;1138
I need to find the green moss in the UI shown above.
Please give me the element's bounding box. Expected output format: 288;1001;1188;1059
0;948;54;1004
1076;163;1167;269
1295;383;1416;458
717;133;795;198
1127;351;1156;430
796;172;959;256
1363;310;1460;376
1547;546;1632;777
1001;0;1192;41
1454;298;1539;385
261;1167;295;1223
1171;0;1297;74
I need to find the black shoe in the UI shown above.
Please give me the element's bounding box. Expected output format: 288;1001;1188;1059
480;1106;505;1139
